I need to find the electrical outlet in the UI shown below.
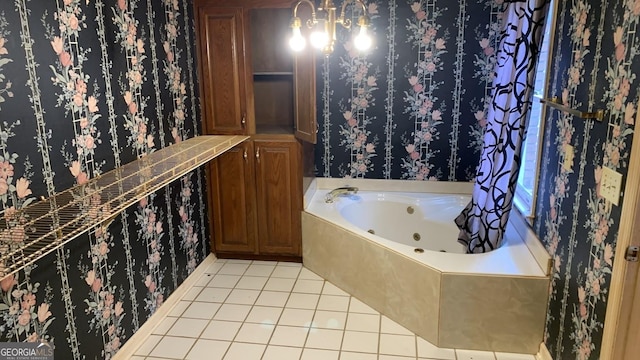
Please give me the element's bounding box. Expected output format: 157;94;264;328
562;144;574;171
600;166;623;206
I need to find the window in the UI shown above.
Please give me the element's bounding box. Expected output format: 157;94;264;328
514;0;556;219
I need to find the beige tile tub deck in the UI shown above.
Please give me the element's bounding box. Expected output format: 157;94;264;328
302;212;549;353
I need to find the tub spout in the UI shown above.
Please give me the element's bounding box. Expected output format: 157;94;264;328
325;186;359;203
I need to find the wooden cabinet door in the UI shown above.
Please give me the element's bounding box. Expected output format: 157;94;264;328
254;139;302;256
210;142;257;254
293;6;317;144
197;6;247;135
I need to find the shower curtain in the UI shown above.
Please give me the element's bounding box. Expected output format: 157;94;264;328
455;0;550;253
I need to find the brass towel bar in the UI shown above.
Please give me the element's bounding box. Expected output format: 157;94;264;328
540;97;604;121
0;135;248;281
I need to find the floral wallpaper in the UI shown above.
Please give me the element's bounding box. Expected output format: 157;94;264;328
316;0;506;180
0;0;207;358
534;0;638;359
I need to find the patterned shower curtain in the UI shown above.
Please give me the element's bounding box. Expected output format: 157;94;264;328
455;0;550;253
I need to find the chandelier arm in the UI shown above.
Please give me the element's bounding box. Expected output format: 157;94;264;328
293;0;319;25
337;0;368;28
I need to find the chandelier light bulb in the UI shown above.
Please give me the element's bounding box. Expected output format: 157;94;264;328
289;26;306;52
354;25;372;51
310;30;329;50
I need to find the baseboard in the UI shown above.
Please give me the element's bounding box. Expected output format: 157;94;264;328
113;253;218;360
536;342;553;360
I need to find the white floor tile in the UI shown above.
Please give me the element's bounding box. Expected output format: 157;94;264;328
313;310;347;330
208;274;241;288
213;303;252;322
205;261;225;274
286;293;320;309
416;337;455;360
235;276;268;290
225;259;253;264
271;265;302;279
305;328;344;350
195;287;231;303
168;300;191;317
185;339;230;360
264;277;297;292
345;313;380;333
277;261;302;267
200;320;242;341
298;267;324;280
262;345;303;360
194;273;215;287
322;282;349;296
166;317;208;338
129;356;145;360
223;342;266;360
245;306;283;325
379;355;415;360
341;331;379;353
301;348;340;360
244;264;276;277
380;316;413;335
456;349;497;360
181;301;221;319
317;294;350;312
293;279;325;294
151;316;177;335
218;262;249;275
149;335;196;359
134;334;162;356
348;298;378;314
339;352;377;360
255;291;290;307
182;286;203;301
234;322;276;344
252;260;278;265
379;334;416;357
225;289;260;305
279;308;315;327
269;325;310;347
494;352;536;360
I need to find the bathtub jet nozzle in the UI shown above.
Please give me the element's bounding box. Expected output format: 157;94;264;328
324;186;359;203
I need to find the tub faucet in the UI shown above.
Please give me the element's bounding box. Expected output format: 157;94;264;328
325;186;359;203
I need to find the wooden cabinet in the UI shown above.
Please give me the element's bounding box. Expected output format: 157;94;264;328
254;139;302;255
196;0;314;260
209;141;257;254
198;6;247;135
210;139;301;258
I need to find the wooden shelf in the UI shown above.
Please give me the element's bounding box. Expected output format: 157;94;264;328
253;72;293;76
0;135;248;281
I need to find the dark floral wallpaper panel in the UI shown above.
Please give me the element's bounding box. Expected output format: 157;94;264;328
0;0;209;359
534;0;638;359
315;0;505;181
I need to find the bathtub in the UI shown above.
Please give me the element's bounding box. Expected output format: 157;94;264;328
302;180;550;353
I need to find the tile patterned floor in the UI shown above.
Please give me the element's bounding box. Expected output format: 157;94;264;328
132;259;537;360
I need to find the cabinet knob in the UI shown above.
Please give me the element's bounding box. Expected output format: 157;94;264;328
241;113;246;127
255;149;260;162
243;150;248;161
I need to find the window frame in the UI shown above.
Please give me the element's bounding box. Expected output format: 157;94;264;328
514;0;558;221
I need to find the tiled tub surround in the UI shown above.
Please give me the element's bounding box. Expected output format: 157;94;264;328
302;181;550;354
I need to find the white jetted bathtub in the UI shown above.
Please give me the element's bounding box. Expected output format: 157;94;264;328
302;182;550;353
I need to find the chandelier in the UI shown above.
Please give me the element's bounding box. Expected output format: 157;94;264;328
289;0;372;55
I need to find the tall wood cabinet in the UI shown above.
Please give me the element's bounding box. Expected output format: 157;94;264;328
195;0;315;260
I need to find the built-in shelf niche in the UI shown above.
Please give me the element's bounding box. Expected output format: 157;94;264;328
0;135;247;281
250;7;295;135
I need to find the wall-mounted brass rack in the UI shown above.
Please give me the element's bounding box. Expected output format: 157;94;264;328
0;135;247;281
540;97;604;121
